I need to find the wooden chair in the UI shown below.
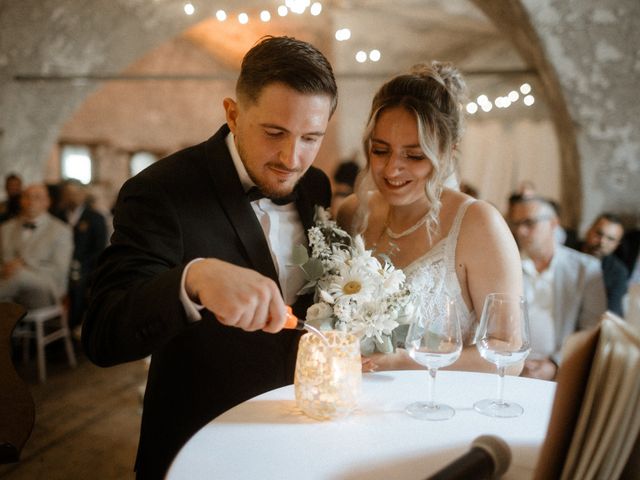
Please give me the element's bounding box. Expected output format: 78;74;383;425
13;298;77;383
0;302;35;463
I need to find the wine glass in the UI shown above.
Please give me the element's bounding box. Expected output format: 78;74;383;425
405;299;462;421
474;293;531;418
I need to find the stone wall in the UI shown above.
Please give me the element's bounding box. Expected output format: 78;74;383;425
475;0;640;230
523;0;640;231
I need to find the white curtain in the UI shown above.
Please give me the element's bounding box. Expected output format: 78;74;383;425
457;118;561;215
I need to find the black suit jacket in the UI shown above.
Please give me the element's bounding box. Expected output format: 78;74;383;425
82;125;331;479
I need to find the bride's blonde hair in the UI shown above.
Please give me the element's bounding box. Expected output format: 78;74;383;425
354;61;467;236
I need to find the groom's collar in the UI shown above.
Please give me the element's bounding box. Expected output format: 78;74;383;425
225;133;255;193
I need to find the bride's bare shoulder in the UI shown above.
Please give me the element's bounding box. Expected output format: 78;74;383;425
336;191;386;233
336;194;359;231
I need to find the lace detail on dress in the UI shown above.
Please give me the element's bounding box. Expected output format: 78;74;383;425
403;200;477;344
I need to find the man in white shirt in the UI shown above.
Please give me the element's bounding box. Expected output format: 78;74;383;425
0;183;72;309
508;196;606;380
82;36;337;480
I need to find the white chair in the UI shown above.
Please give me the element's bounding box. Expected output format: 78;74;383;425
13;300;77;382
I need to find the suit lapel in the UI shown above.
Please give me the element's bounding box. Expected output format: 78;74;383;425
295;185;316;233
204;126;279;284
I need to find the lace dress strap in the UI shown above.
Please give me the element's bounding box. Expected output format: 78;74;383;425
444;199;475;269
443;199;476;320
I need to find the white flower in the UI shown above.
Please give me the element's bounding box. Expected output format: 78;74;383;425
306;302;333;323
380;263;405;292
318;288;335;304
327;263;376;304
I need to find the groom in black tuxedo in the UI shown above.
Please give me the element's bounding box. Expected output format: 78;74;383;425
82;36;337;479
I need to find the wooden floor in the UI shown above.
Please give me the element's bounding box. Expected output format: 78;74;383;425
0;348;147;480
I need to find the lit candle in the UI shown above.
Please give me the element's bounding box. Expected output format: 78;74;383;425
294;331;361;420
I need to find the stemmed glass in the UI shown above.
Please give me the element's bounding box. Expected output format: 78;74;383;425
474;293;531;418
405;299;462;421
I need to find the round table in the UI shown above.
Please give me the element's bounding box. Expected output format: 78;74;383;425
168;370;556;480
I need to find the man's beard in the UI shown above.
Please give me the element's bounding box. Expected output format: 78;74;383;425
237;141;299;199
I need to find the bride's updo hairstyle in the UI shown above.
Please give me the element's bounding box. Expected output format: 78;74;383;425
355;61;467;236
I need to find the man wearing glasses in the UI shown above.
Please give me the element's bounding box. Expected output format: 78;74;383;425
508;196;606;380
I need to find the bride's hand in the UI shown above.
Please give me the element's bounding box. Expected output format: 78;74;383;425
361;356;379;372
361;349;419;372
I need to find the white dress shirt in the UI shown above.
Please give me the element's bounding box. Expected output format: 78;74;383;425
522;256;556;358
179;133;307;321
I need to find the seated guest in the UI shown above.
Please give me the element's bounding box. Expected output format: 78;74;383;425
616;228;640;279
0;184;73;309
55;180;108;328
0;173;23;223
508;196;606;380
459;181;479;198
580;213;628;316
330;159;360;217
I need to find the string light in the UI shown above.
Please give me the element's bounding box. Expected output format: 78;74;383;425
286;0;310;14
355;51;367;63
369;50;381;62
465;84;536;115
277;5;288;16
520;83;532;94
310;2;322;15
215;10;227;21
238;12;249;24
183;2;195;15
335;28;351;41
260;10;271;22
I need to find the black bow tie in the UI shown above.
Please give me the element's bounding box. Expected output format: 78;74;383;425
246;187;297;206
22;222;37;230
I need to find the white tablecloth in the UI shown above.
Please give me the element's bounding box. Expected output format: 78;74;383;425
168;370;556;480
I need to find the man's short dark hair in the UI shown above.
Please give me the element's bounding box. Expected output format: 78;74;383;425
237;36;338;116
509;194;558;218
333;161;360;188
5;173;21;186
593;212;624;229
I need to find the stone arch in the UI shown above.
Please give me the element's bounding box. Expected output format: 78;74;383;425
472;0;581;227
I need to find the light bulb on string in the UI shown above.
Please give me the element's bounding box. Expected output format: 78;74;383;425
310;2;322;15
183;2;195;15
260;10;271;22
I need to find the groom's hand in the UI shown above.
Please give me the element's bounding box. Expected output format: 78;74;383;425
185;258;288;333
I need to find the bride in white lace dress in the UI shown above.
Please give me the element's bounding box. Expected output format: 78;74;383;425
338;62;523;373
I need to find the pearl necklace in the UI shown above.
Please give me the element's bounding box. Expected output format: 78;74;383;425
384;215;428;239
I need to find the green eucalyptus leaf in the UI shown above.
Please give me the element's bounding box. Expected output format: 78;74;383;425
291;244;309;265
360;336;375;355
302;258;324;280
375;335;394;354
392;324;410;350
297;281;317;295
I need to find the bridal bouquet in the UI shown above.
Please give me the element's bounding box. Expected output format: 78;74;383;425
293;207;413;354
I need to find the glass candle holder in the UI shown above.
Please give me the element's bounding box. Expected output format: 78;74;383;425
294;331;362;420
